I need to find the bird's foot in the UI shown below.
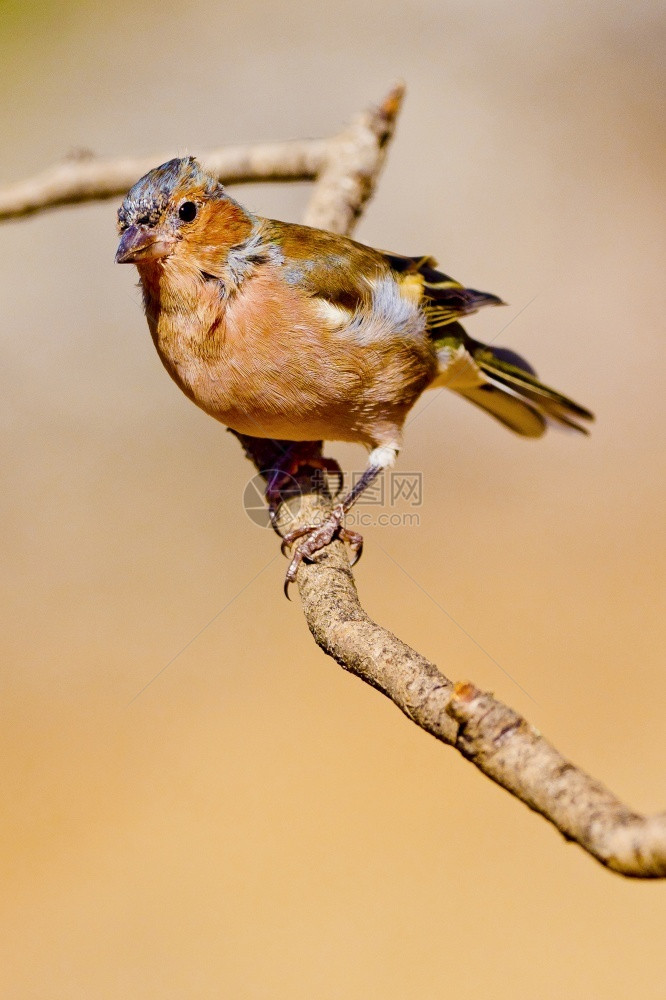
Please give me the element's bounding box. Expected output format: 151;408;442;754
280;504;363;597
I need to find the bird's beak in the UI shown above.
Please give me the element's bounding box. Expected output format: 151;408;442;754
115;225;176;264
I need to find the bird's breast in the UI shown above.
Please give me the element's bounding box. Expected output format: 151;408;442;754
142;264;436;444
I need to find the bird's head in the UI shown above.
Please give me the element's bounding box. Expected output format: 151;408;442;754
115;156;252;272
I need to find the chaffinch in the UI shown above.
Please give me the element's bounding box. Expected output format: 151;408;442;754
116;156;592;590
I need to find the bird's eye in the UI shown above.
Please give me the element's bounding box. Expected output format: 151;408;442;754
178;201;197;222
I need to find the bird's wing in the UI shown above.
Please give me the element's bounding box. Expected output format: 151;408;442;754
264;220;392;313
265;225;504;328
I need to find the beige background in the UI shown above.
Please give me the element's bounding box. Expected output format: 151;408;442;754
1;1;665;996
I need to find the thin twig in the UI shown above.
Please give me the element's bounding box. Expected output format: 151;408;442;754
0;140;328;221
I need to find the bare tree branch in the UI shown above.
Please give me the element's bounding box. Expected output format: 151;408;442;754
303;83;404;231
6;84;663;877
0;140;328;221
242;445;666;879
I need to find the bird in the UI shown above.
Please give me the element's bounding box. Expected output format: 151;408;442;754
116;156;593;592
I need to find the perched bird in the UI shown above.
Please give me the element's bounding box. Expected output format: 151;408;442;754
116;156;592;590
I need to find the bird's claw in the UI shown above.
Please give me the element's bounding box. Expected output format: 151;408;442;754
280;533;294;557
281;505;363;598
266;454;344;539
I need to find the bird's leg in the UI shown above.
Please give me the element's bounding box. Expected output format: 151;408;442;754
281;442;399;596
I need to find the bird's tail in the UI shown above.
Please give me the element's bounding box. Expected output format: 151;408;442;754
432;331;594;437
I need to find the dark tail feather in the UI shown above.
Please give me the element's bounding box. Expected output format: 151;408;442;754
474;349;594;434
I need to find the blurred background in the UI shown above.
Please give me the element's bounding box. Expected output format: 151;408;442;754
1;0;664;996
